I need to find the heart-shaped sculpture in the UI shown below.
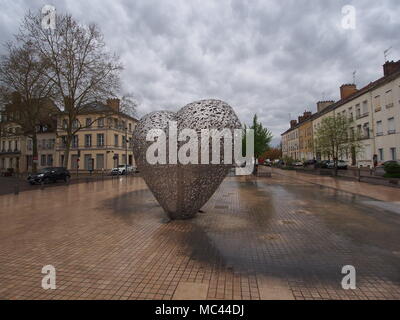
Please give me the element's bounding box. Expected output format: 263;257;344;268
133;99;241;220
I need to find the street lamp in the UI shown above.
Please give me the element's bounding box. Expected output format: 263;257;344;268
125;126;128;177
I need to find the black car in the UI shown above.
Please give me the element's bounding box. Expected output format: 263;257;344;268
314;160;328;168
28;167;71;185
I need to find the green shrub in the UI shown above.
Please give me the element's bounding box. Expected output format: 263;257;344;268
384;162;400;175
384;173;400;179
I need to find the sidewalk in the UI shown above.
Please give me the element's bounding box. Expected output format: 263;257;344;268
270;167;400;202
0;173;137;196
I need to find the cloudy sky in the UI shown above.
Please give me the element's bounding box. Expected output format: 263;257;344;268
1;0;399;145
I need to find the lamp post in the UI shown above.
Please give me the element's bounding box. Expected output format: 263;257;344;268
125;126;128;177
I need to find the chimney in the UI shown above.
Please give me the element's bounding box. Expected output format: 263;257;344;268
298;116;304;123
383;60;400;77
290;120;297;128
303;111;312;119
317;101;334;113
340;84;357;100
106;98;120;112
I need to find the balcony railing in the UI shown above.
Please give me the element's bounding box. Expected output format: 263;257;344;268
56;143;130;150
0;150;21;155
388;130;396;135
356;112;369;120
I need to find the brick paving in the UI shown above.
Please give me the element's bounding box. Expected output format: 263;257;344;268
0;173;399;300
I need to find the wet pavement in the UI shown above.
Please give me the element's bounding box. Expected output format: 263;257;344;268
0;173;399;300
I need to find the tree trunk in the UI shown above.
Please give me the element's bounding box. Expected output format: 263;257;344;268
333;157;338;176
63;135;72;169
32;134;38;173
64;143;71;169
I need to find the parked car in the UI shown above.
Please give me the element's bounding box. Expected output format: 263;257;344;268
316;160;330;168
111;165;137;175
293;161;304;167
326;160;348;170
27;167;70;185
303;159;317;166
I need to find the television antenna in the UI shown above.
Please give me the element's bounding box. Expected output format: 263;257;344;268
384;47;392;62
352;70;357;85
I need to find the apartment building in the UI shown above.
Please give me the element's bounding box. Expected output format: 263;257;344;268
0;99;57;174
298;112;313;160
1;98;138;173
372;66;400;164
282;120;299;159
55;99;138;172
281;59;400;167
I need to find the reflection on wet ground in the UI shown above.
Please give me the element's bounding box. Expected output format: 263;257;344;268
0;174;399;300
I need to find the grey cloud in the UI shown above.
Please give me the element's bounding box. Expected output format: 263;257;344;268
0;0;399;147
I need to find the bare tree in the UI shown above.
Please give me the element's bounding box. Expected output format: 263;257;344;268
19;11;122;167
0;41;55;172
314;114;363;175
119;93;138;118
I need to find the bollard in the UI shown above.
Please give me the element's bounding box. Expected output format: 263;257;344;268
14;183;19;195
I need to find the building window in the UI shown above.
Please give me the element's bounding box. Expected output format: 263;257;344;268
363;123;370;139
98;118;104;128
86;118;92;127
97;134;104;147
388;117;395;134
376;121;383;136
41;155;46;166
362;101;368;115
129;123;132;132
47;154;53;166
96;154;105;169
71;155;78;170
390;148;397;161
72;119;79;129
356;104;361;118
374;95;381;112
378;149;384;162
122;136;126;147
84;154;93;170
385;90;393;108
49;139;55;150
62;119;68;129
61;136;67;148
85;134;92;147
72;135;79;148
114;134;119;146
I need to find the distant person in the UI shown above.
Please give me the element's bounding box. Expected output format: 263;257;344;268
373;154;378;168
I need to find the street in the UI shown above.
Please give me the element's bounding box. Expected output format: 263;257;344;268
0;170;399;300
